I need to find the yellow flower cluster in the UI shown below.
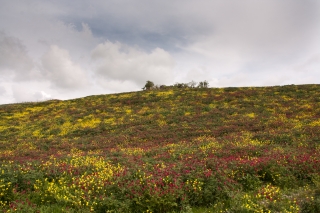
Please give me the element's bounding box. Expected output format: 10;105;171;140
199;140;222;154
246;113;255;118
34;155;123;210
186;179;203;192
156;90;174;97
136;169;153;184
242;193;266;213
120;147;145;156
78;115;101;129
233;132;263;148
156;119;167;127
256;184;280;200
165;143;182;155
0;179;11;207
310;119;320;127
11;111;29;119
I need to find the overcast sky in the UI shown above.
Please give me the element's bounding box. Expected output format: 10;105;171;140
0;0;319;104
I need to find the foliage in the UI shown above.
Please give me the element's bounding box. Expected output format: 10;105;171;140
197;81;209;88
0;84;320;212
143;80;209;90
143;81;155;90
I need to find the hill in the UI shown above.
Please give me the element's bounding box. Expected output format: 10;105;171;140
0;84;320;212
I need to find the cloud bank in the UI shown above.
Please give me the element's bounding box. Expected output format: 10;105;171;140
0;0;319;104
0;32;34;80
91;41;174;87
41;45;90;90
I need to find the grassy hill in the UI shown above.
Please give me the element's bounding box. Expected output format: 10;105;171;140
0;84;320;212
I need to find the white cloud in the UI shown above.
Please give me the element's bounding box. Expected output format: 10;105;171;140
12;86;51;103
41;45;90;89
95;79;140;93
91;41;175;86
178;66;216;85
33;91;52;100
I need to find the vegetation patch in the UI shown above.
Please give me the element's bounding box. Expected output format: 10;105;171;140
0;84;320;212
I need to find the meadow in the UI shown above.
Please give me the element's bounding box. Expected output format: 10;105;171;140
0;84;320;212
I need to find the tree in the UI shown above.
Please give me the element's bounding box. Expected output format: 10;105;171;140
142;80;155;90
197;80;209;88
203;80;209;88
188;80;197;88
173;82;186;88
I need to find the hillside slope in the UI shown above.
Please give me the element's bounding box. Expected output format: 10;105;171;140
0;84;320;212
1;84;319;161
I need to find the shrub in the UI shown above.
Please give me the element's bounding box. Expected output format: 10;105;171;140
142;81;155;90
197;81;209;88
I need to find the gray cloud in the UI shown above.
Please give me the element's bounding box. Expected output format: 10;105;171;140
91;41;175;86
182;1;319;73
0;32;35;80
0;86;6;95
41;45;90;89
293;54;320;73
53;1;319;51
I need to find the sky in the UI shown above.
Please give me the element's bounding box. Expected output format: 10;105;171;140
0;0;320;104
